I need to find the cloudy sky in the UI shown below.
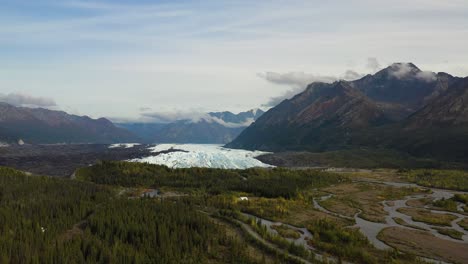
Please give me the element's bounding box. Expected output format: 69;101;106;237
1;0;467;121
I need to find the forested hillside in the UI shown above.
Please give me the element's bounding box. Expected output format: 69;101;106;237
1;164;451;263
0;167;263;263
76;161;346;198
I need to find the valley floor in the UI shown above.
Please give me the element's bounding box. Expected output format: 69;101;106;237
1;162;467;263
0;143;152;177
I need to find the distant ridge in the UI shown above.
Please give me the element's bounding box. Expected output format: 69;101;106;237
0;103;138;144
118;109;264;144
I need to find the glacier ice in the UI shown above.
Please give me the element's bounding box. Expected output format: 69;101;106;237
109;143;141;149
130;144;273;169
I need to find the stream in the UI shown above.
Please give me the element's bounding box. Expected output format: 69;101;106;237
240;213;350;264
313;180;468;251
242;213;314;248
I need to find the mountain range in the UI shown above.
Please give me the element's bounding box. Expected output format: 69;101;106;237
227;63;468;161
0;103;264;145
3;62;467;162
0;103;137;144
117;109;264;144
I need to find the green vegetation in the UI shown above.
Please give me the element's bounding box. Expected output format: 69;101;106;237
431;194;468;212
238;197;294;220
259;149;450;169
433;228;464;240
453;193;468;204
0;167;113;263
402;169;468;191
459;218;468;231
377;227;467;264
76;161;347;198
215;212;310;264
397;208;457;226
318;183;425;223
319;196;359;218
392;218;426;231
0;167;265;263
83;199;261;263
432;198;458;212
305;218;421;264
240;215;312;261
306;219;375;263
271;224;301;239
0;163;447;264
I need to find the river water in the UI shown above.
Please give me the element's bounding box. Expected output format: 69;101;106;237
314;180;468;250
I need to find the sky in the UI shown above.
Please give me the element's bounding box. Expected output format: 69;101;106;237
1;0;468;122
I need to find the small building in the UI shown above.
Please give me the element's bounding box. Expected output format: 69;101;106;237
239;197;249;201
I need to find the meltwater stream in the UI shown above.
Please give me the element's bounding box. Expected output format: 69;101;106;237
314;180;468;251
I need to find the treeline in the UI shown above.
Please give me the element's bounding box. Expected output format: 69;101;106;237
0;167;112;263
401;169;468;191
0;167;263;263
56;200;257;263
76;161;347;198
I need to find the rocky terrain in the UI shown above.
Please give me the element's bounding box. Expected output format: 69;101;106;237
227;81;388;151
227;64;468;162
0;144;152;177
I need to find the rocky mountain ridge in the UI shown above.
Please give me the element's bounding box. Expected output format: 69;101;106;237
227;63;468;160
0;103;138;144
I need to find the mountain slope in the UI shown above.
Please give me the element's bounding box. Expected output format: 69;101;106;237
405;77;468;128
227;63;468;160
0;103;138;144
382;77;468;160
227;81;388;151
351;63;459;120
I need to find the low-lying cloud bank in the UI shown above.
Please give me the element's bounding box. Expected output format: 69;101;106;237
259;59;439;107
259;69;365;107
258;70;364;89
0;93;57;108
258;58;385;107
129;110;256;128
389;63;437;82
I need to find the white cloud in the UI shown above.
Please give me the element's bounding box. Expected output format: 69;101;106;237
262;88;305;107
389;63;417;79
139;110;254;128
390;63;436;82
258;70;365;88
1;1;467;118
258;68;365;107
415;71;437;82
207;116;255;128
343;70;363;80
139;107;152;112
0;93;56;108
141;110;207;123
257;72;337;88
366;57;381;72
